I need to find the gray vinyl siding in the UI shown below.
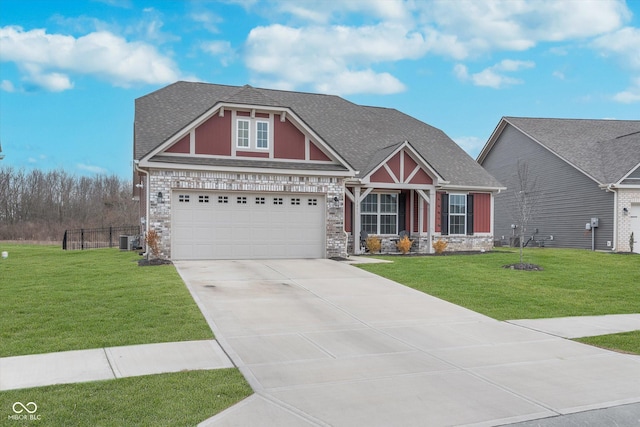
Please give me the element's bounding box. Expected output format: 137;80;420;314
482;125;614;250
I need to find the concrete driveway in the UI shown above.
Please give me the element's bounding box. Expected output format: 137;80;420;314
175;259;640;427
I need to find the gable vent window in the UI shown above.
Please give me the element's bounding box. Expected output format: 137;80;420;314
291;198;301;205
273;197;283;205
255;197;265;205
178;195;190;203
198;195;209;203
308;198;318;206
218;196;228;204
237;196;247;204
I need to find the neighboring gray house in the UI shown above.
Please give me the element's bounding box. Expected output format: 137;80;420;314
478;117;640;253
134;81;503;260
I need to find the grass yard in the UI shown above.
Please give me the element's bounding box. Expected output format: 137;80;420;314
0;243;253;425
0;369;252;426
358;248;640;321
576;330;640;355
0;244;213;357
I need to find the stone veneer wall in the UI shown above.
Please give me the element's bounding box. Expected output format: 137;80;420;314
147;168;347;259
616;188;640;252
347;234;493;254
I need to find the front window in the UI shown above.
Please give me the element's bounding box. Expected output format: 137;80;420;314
449;194;466;235
361;193;398;234
237;119;250;148
256;121;269;149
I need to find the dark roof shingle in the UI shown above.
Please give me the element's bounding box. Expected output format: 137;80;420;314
504;117;640;184
135;82;502;188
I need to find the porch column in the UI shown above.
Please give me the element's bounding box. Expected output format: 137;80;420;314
354;187;361;254
428;187;436;253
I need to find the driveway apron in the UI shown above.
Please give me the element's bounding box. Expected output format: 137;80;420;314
175;259;640;427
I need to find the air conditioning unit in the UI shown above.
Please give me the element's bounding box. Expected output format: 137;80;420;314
119;235;137;251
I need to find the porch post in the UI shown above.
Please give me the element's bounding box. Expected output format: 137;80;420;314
354;187;361;254
428;187;436;253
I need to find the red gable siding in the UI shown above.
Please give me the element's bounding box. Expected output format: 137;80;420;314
473;193;491;233
370;166;395;183
237;151;269;158
195;114;231;155
387;152;401;180
274;118;305;160
309;142;330;161
408;169;433;185
166;134;190;153
403;152;418;181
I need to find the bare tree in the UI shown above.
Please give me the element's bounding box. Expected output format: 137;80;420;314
0;166;137;241
510;160;541;265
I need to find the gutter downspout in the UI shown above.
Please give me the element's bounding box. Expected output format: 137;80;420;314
134;160;150;251
605;183;617;251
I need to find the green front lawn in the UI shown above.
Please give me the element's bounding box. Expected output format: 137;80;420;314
0;369;252;427
358;248;640;321
0;244;213;357
0;244;253;425
576;330;640;355
359;248;640;355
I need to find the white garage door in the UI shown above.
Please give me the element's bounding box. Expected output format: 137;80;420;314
171;191;326;259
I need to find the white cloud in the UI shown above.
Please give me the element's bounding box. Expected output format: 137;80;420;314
190;11;223;33
418;0;629;59
592;27;640;69
612;77;640;104
77;163;108;174
245;22;424;94
239;0;631;95
0;25;183;91
453;136;486;158
201;40;235;66
455;59;534;89
316;69;405;95
592;27;640;103
0;80;15;92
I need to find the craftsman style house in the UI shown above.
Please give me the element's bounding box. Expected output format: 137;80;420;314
134;82;503;260
478;117;640;253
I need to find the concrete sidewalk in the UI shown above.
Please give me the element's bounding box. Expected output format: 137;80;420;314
508;314;640;339
0;340;233;391
176;259;640;427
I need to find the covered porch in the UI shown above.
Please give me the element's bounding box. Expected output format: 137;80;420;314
345;185;436;255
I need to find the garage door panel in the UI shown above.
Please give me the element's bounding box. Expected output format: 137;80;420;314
172;191;326;260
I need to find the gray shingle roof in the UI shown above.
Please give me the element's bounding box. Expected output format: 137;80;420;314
135;81;502;188
504;117;640;184
151;155;349;172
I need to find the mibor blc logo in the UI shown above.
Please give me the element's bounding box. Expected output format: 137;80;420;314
8;402;41;421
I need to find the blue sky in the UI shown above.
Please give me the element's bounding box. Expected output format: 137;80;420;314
1;0;639;179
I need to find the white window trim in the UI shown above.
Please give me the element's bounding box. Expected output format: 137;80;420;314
448;193;467;235
361;193;398;235
236;119;250;149
256;120;270;150
235;116;271;151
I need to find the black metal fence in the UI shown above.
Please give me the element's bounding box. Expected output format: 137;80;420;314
62;225;140;250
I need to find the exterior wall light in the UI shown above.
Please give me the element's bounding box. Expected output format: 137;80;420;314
157;192;163;204
623;207;629;215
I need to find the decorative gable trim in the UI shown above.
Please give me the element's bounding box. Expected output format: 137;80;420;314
361;141;442;187
140;101;356;175
617;161;640;186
